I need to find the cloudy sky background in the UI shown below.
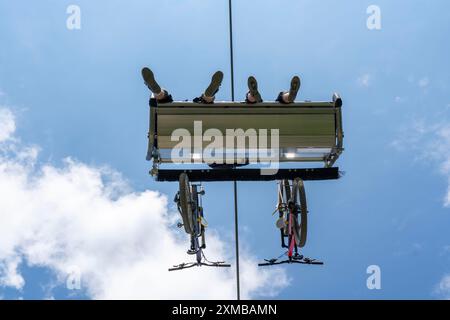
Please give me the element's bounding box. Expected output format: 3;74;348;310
0;0;450;299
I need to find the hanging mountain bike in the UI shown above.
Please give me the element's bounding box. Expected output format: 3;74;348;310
277;178;307;251
259;178;323;267
169;173;231;271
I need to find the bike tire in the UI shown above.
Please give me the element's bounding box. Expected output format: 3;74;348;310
179;173;194;234
281;179;291;236
292;178;308;248
282;179;291;204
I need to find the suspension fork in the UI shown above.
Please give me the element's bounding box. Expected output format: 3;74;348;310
280;207;288;248
200;207;206;249
280;229;287;248
191;185;199;235
288;211;294;258
278;183;288;249
191;184;207;250
198;185;206;249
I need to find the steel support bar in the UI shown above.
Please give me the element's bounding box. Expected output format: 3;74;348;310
154;167;340;182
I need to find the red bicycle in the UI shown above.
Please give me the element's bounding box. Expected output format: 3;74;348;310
259;177;323;266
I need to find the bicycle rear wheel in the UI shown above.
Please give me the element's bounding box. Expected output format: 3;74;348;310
292;178;308;248
179;173;194;234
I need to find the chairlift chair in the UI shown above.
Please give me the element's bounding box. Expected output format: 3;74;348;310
147;93;343;181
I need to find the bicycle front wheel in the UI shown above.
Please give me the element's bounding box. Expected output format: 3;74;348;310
179;173;194;234
292;178;308;248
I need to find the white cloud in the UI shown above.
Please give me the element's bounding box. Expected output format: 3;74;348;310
0;108;15;142
0;256;24;289
357;74;371;88
435;274;450;299
392;118;450;207
0;107;289;299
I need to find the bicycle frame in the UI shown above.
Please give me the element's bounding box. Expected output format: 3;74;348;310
277;181;299;258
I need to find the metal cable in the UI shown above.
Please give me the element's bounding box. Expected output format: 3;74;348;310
228;0;240;301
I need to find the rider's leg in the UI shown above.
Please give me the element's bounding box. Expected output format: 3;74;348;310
141;67;174;103
193;71;223;104
275;76;301;104
245;76;263;104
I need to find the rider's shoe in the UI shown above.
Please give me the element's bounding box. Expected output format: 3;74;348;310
193;71;223;104
287;76;301;103
205;71;223;98
142;67;174;103
142;67;162;94
246;76;263;103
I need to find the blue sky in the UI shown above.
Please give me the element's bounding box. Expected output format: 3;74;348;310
1;0;450;299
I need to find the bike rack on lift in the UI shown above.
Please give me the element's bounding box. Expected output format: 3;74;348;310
258;255;324;267
169;259;232;272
